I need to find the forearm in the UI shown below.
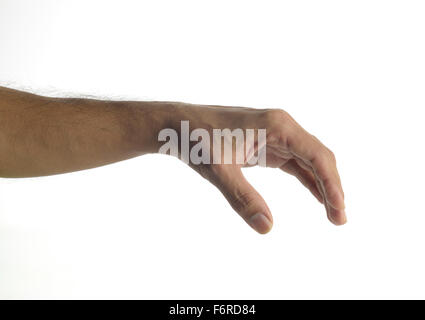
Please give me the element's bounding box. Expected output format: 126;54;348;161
0;86;173;177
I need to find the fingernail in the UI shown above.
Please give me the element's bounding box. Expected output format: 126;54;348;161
341;210;347;224
249;213;273;234
329;209;347;225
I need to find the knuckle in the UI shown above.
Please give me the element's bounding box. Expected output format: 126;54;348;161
311;135;336;163
263;109;296;137
264;109;291;125
231;189;256;212
328;149;336;162
322;145;336;163
320;148;332;162
312;147;329;165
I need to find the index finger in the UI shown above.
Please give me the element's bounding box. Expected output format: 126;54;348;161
281;121;346;225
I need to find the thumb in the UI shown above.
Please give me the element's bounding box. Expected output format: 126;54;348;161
210;166;273;234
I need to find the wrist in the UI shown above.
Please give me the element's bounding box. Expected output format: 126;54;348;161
130;101;184;154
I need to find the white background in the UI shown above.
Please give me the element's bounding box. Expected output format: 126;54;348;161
0;0;424;299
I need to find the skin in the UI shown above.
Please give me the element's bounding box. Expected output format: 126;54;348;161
0;86;346;234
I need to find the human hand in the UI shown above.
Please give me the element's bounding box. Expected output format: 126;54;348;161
163;104;346;234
